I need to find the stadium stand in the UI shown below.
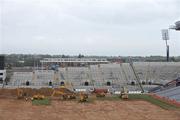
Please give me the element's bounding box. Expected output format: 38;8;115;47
8;62;180;91
155;86;180;102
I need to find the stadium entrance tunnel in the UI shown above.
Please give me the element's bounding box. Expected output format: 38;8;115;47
131;81;135;85
176;81;180;86
84;81;89;86
106;81;111;86
49;81;52;86
26;81;30;86
60;81;65;86
142;81;146;85
148;81;152;85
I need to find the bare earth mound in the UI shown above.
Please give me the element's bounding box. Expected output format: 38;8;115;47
0;98;179;120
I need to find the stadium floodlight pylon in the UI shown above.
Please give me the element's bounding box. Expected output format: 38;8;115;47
169;21;180;31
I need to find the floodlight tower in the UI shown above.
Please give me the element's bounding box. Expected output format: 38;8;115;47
168;20;180;61
161;29;170;62
169;21;180;31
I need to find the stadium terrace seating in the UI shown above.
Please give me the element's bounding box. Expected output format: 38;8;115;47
155;86;180;102
8;62;180;91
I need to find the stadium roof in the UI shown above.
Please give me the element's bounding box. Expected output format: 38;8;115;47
40;58;109;63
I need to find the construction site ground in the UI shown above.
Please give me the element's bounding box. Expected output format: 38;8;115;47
0;98;179;120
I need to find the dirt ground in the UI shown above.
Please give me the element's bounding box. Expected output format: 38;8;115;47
0;98;179;120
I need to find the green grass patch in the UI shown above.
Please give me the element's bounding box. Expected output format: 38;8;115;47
32;98;51;106
128;94;179;110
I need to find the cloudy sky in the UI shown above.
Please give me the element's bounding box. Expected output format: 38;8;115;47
0;0;180;56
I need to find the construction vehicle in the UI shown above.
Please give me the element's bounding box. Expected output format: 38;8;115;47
51;84;89;102
31;94;45;100
16;88;28;99
91;88;108;97
79;92;88;102
17;88;46;101
51;87;76;100
120;87;128;99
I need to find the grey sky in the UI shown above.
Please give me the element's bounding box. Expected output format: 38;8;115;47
0;0;180;56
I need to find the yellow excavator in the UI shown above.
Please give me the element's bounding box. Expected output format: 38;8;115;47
17;88;45;100
31;94;45;100
51;86;88;102
17;88;25;99
120;87;128;99
51;86;76;100
78;92;88;102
